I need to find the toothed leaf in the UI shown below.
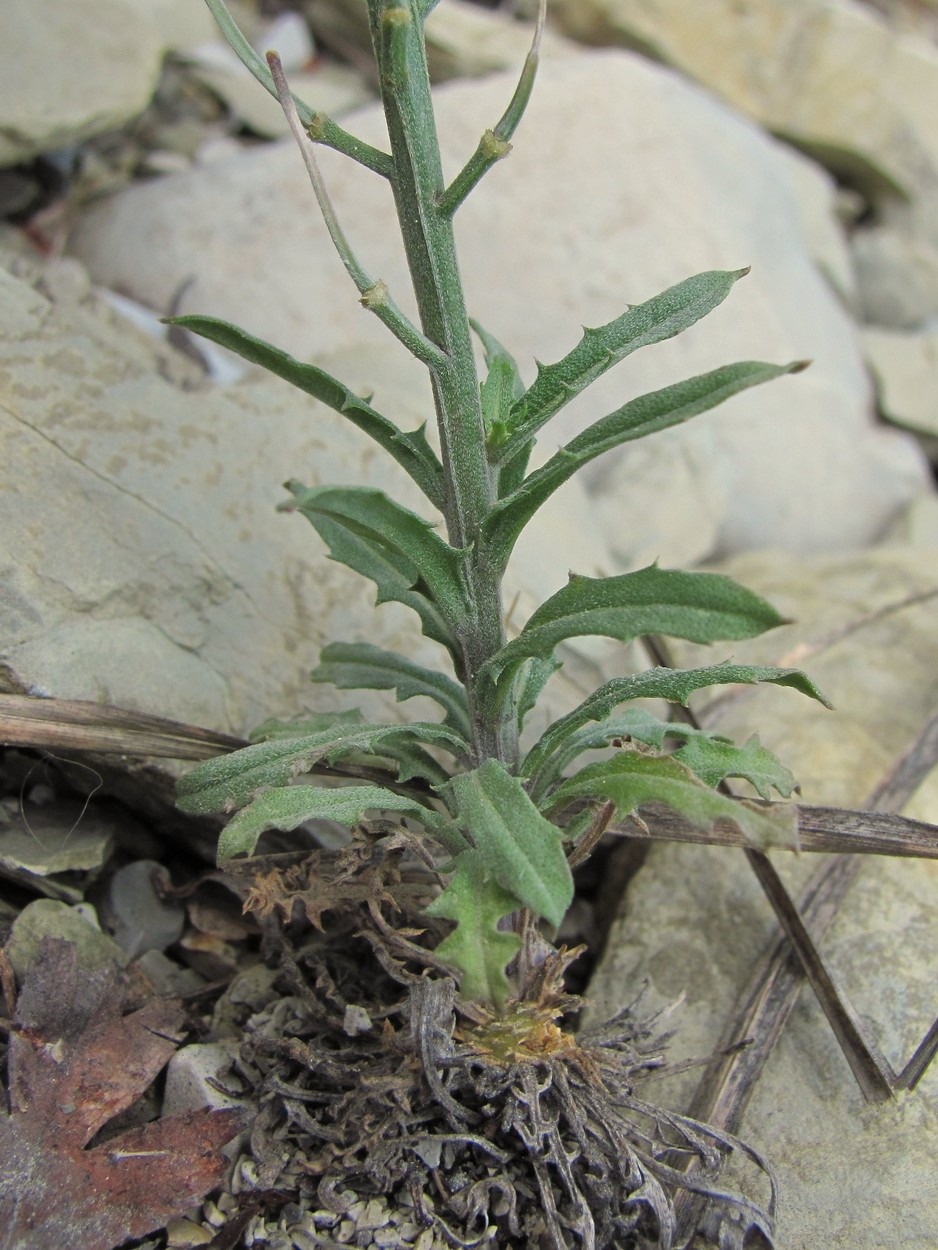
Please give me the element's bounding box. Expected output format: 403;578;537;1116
523;662;831;784
217;783;434;859
485;361;805;571
548;751;798;851
426;849;522;1009
282;484;467;654
496;268;748;457
527;706;795;801
442;760;573;927
484;565;789;686
312;641;470;737
176;721;466;815
168;315;445;509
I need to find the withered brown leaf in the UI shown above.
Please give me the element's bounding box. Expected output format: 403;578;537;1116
0;939;243;1250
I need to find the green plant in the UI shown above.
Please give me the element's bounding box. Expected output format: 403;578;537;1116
175;0;827;1016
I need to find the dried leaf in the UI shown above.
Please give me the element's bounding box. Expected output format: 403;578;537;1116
0;939;242;1250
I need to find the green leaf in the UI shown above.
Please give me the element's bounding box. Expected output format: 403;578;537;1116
425;849;522;1009
484;361;806;571
167;315;444;510
523;661;831;785
282;484;468;653
249;708;364;742
484;565;790;686
546;751;799;851
512;654;563;734
217;783;434;859
495;268;748;459
311;641;470;738
526;706;795;802
176;720;467;815
470;319;532;497
442;760;573;927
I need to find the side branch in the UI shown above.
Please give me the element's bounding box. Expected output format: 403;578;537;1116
268;53;447;372
437;0;546;217
203;0;393;178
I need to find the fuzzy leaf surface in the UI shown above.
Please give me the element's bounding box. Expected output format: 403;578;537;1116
485;565;789;684
282;484;467;652
523;661;831;783
176;721;466;814
250;708;364;742
217;783;434;859
168;315;444;509
425;849;522;1008
495;268;747;457
485;361;804;569
443;760;573;927
528;705;796;801
312;641;470;738
471;318;532;496
549;751;799;851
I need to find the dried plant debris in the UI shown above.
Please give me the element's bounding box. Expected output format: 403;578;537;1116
0;938;243;1250
219;831;776;1250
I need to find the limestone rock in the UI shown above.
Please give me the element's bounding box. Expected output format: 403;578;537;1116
0;241;607;735
852;220;938;329
667;547;938;818
67;51;929;567
863;323;938;455
0;0;166;166
586;546;938;1247
548;0;938;203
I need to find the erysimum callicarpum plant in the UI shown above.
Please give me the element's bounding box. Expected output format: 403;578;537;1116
174;2;829;1243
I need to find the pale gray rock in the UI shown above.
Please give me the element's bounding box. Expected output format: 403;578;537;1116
852;221;938;330
548;0;938;202
0;0;166;166
102;859;186;958
863;323;938;451
162;1040;246;1115
586;546;938;1248
67;51;930;567
0;241;605;735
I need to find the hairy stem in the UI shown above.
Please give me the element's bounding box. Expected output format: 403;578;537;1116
367;0;516;766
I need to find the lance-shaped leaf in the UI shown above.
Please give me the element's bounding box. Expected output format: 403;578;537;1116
471;318;532;497
168;316;444;510
484;564;789;686
442;759;573;928
312;641;470;738
527;705;795;803
484;361;806;571
217;783;437;859
547;751;799;851
282;483;468;653
493;268;748;459
176;721;467;815
425;849;522;1009
523;661;831;785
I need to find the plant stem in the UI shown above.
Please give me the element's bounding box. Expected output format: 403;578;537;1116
367;0;516;767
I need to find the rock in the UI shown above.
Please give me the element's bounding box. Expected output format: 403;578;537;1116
0;0;166;167
548;0;938;203
587;843;938;1249
0;240;604;734
0;796;115;902
666;546;938;818
851;220;938;329
5;898;128;979
305;0;573;82
66;51;930;568
585;546;938;1248
162;1040;247;1116
102;859;187;958
863;323;938;453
